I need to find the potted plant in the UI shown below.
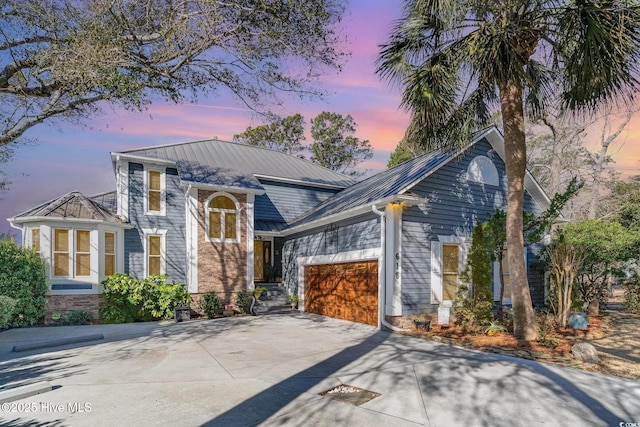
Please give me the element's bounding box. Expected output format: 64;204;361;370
413;316;431;331
289;294;299;310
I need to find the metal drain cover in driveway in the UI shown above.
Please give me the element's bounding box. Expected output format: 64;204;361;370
320;384;381;406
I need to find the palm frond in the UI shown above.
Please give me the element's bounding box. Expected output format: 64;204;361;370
556;0;640;111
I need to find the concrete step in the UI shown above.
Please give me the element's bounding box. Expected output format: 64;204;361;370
254;301;295;315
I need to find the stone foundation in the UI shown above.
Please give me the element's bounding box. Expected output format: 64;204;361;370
46;295;104;325
385;314;436;330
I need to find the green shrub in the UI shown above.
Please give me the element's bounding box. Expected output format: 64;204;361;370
454;221;494;329
100;274;190;323
0;295;17;329
199;292;223;318
67;310;93;325
0;236;47;327
624;276;640;313
235;290;253;314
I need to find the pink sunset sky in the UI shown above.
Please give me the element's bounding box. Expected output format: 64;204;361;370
2;1;640;236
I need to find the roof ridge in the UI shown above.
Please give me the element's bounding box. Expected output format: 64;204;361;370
114;137;355;183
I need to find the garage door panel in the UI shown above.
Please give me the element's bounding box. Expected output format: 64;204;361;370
304;260;378;326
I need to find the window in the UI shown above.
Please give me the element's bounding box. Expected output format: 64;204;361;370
145;170;165;215
148;235;162;276
206;194;239;241
442;244;460;301
31;227;40;252
53;229;70;276
148;170;161;212
104;232;116;276
75;230;91;276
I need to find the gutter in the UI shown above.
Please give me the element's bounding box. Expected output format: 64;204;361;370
371;204;404;333
283;194;422;236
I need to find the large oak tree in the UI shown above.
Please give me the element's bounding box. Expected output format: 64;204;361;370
0;0;346;147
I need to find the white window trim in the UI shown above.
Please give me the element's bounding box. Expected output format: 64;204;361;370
50;227;98;281
204;192;241;244
74;230;92;277
143;229;167;277
431;235;468;306
27;226;40;252
144;166;166;216
103;231;117;277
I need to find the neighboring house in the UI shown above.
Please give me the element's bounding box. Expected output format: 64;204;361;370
8;127;550;328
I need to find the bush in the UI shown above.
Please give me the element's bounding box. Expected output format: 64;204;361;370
454;221;494;329
235;290;253;314
199;292;223;318
100;274;190;323
67;310;93;325
624;275;640;313
0;295;17;329
0;236;47;327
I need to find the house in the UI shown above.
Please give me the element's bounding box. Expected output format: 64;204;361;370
8;126;550;327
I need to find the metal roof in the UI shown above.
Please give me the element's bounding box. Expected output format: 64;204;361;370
11;191;128;225
285;127;551;232
255;220;289;233
90;191;117;214
114;139;355;189
287;150;450;228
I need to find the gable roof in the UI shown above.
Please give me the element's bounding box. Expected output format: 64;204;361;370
285;127;551;234
286;150;449;229
112;139;355;190
9;191;129;226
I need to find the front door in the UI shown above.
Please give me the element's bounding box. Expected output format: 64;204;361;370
254;240;264;281
254;240;272;282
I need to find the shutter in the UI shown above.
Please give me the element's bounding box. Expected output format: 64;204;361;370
493;259;501;302
430;241;442;304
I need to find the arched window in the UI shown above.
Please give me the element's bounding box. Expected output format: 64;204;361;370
206;194;240;242
467;155;499;186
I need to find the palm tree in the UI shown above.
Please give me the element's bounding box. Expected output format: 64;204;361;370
377;0;639;340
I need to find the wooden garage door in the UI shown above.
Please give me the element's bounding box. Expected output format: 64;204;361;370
304;261;378;326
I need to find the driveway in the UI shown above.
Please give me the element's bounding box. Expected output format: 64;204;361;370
1;313;639;426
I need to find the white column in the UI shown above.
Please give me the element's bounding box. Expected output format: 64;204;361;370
246;194;255;290
385;203;403;316
186;187;199;293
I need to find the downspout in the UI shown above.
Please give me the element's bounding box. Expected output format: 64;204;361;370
8;221;23;244
372;205;404;332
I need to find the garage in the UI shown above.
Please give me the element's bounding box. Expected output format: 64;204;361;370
304;261;378;326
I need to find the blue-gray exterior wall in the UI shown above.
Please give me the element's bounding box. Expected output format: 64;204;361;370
124;162;187;283
282;213;380;295
255;180;339;223
401;139;545;314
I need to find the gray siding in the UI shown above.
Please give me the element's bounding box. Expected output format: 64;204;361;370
124;163;187;283
255;180;338;223
401;139;545;314
282;213;380;294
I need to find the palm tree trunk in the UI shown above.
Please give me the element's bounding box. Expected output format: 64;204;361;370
499;80;537;341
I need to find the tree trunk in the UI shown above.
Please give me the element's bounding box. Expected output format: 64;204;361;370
499;80;537;341
497;249;505;319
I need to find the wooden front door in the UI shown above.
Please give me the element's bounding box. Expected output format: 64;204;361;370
304;261;378;326
254;240;272;282
254;240;264;281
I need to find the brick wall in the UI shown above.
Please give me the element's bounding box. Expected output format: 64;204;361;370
197;190;248;302
46;295;104;324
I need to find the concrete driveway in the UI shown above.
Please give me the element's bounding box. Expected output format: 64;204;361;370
1;313;639;427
